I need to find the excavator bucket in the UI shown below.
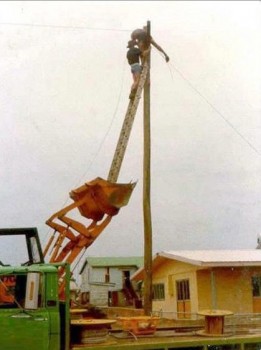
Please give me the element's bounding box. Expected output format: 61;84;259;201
69;177;136;221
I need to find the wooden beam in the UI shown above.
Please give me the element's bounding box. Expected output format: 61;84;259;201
143;20;153;315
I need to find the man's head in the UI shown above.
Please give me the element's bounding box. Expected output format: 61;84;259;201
127;40;135;48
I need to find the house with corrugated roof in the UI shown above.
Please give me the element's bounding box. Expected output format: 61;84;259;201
79;256;143;307
131;250;261;319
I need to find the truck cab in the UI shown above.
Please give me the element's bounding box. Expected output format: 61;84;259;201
0;228;70;350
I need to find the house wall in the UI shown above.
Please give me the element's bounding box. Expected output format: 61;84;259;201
151;260;198;319
195;266;261;314
197;269;212;310
81;265;138;292
202;266;259;313
91;267;105;283
81;266;109;292
196;267;250;311
89;284;109;306
110;268;124;290
80;265;90;292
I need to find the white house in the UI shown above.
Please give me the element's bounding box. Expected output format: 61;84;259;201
79;256;143;307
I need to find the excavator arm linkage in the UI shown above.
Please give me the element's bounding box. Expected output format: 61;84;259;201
44;60;149;298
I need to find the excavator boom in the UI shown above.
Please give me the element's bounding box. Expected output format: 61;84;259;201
108;61;149;182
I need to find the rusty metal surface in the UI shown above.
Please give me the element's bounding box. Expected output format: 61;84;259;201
70;177;136;221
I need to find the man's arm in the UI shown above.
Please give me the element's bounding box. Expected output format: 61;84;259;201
150;37;170;62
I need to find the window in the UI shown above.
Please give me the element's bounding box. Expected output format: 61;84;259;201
176;279;190;300
0;275;16;304
0;273;43;309
153;283;165;300
252;276;261;297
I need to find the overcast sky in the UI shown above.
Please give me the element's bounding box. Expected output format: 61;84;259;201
0;1;261;267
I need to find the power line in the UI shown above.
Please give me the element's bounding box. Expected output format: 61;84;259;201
162;55;261;157
0;21;130;32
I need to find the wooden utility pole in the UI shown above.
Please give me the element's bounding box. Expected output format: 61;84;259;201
143;20;153;315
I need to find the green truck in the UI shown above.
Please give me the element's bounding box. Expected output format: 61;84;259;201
0;228;70;350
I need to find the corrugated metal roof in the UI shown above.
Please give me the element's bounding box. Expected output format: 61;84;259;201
79;256;143;273
131;249;261;281
160;250;261;266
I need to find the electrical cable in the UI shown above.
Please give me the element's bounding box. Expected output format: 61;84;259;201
73;58;127;188
72;247;87;274
69;60;127;273
156;49;260;157
0;21;130;32
42;57;127;251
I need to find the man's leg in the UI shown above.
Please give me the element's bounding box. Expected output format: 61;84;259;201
133;72;140;90
129;72;140;99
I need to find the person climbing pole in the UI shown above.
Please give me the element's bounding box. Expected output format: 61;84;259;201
126;39;142;100
131;26;170;63
126;39;151;100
